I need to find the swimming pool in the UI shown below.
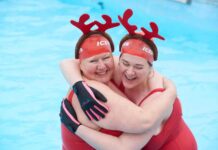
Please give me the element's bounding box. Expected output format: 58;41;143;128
0;0;217;149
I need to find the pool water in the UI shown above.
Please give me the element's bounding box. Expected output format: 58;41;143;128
0;0;218;149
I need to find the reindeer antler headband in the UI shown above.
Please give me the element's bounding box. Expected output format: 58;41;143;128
70;13;120;34
70;13;120;60
118;9;165;40
118;9;165;62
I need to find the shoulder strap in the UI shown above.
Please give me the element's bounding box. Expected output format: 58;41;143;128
138;88;165;106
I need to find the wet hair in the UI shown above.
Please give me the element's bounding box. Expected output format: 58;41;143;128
75;31;115;59
119;34;158;62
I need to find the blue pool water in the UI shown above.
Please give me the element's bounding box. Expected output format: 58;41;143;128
0;0;218;149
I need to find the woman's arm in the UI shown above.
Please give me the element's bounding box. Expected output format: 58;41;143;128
59;58;82;85
61;99;156;150
60;58;177;133
139;86;175;132
75;79;175;149
72;78;176;134
76;125;155;150
140;75;176;129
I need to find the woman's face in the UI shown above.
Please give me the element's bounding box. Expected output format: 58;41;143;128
119;53;151;89
80;52;114;83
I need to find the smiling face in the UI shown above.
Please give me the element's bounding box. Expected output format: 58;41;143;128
80;52;114;83
119;53;152;89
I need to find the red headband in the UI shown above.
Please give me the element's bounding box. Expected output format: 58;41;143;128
121;39;154;63
79;35;111;60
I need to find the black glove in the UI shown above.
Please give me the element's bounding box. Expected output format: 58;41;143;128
73;81;108;121
60;98;81;133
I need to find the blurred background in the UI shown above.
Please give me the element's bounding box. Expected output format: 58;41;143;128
0;0;218;149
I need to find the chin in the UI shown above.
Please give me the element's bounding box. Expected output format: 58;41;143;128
122;80;137;89
99;78;110;83
96;73;112;83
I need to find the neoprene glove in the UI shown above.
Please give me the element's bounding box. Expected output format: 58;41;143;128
73;81;108;121
60;98;81;133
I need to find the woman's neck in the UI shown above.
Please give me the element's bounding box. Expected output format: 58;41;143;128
125;81;150;104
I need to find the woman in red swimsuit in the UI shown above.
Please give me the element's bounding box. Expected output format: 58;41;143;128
60;9;197;149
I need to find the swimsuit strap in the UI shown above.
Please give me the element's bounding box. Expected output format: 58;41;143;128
138;88;165;106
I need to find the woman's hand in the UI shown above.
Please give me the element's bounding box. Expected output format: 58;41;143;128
60;99;81;133
73;81;109;121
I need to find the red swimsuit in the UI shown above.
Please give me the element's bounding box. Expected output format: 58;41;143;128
61;88;197;150
139;89;197;150
61;90;122;150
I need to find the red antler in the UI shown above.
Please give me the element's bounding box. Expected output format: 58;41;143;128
141;22;165;40
95;14;120;32
70;14;96;34
118;9;137;34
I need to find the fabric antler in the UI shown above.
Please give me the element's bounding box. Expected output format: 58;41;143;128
141;22;165;40
118;9;137;34
70;14;96;34
95;14;120;32
119;9;165;41
71;13;119;34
